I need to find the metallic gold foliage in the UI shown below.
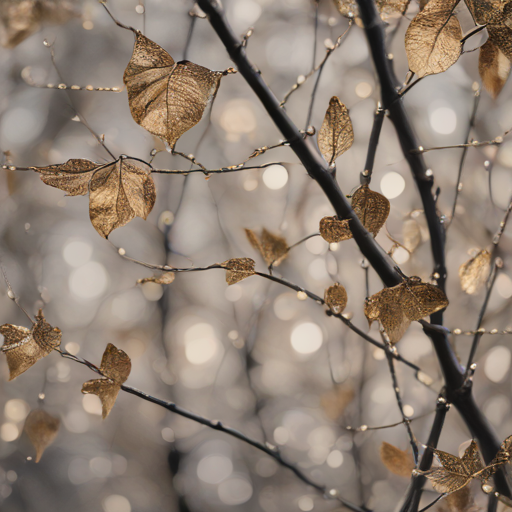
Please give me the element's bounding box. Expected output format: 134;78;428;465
319;217;352;243
380;442;415;478
324;283;348;314
459;249;491;295
351;185;390;237
36;158;156;238
479;434;512;482
82;343;131;419
320;384;354;420
318;96;354;165
24;408;60;463
478;39;511;98
421;441;483;494
364;278;448;343
221;258;256;285
405;0;462;77
124;31;224;149
319;186;389;243
137;272;175;285
0;309;61;380
245;228;288;267
0;0;79;48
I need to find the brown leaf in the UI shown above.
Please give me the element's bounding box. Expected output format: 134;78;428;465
0;0;79;48
364;287;411;344
459;249;491;295
365;278;448;343
124;32;224;149
403;218;422;253
0;309;61;380
36;157;156;238
438;487;473;512
221;258;256;285
137;272;175;285
319;216;352;243
351;185;390;237
479;39;511;99
421;440;484;494
479;434;512;482
320;384;354;420
245;228;288;267
398;278;449;321
324;283;348;314
318;96;353;165
82;343;131;419
333;0;410;23
24;408;60;463
405;0;462;78
380;442;415;478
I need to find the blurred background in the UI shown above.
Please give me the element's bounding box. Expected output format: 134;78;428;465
1;0;512;511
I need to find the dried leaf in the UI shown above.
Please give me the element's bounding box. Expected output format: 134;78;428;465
0;309;61;380
459;249;491;295
324;283;348;314
365;278;448;343
320;384;354;420
365;287;411;344
479;434;512;482
403;218;422;253
124;31;224;149
479;39;511;99
137;272;175;285
82;343;131;419
351;185;390;237
438;487;473;512
245;228;288;267
405;0;462;78
0;0;79;48
319;216;352;243
380;442;415;478
422;441;483;494
398;278;449;321
221;258;256;285
36;158;156;238
24;409;60;463
318;97;353;165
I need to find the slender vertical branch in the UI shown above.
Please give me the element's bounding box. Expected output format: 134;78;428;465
360;106;385;186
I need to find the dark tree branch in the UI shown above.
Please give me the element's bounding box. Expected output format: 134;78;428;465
360;106;385;186
354;0;511;501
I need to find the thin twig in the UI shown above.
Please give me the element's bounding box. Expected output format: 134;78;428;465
360;106;385;186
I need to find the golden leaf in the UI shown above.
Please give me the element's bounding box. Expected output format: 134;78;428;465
0;309;61;380
82;343;131;419
221;258;256;285
137;272;175;285
398;278;449;321
478;39;511;99
24;408;60;463
124;32;224;149
318;96;354;165
36;158;156;238
0;0;79;48
479;434;512;482
324;283;348;314
364;287;411;344
438;487;473;512
405;0;462;78
403;218;421;253
380;442;415;478
245;228;288;267
319;216;352;243
351;185;390;237
320;384;354;420
459;249;491;295
421;441;483;494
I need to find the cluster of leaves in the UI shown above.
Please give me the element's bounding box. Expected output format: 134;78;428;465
381;437;512;496
405;0;512;97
